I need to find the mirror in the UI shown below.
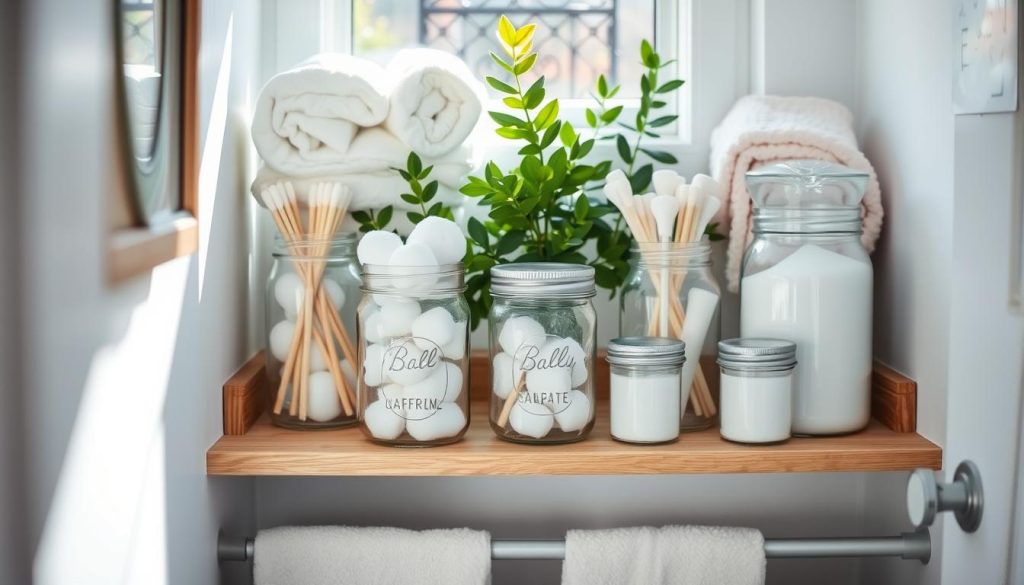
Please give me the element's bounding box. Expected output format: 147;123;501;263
117;0;179;225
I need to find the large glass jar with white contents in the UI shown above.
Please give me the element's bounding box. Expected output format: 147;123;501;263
488;263;597;444
620;241;721;431
357;263;470;446
265;233;362;430
740;160;873;435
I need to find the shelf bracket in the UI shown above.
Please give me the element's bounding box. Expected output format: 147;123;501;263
906;459;984;533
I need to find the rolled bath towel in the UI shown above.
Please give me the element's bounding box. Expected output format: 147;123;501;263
385;48;487;158
254;526;491;585
709;95;883;292
252;53;391;177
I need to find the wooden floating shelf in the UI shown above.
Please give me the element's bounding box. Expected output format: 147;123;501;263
207;353;941;477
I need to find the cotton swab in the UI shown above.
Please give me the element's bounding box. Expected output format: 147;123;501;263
650;194;681;337
653;169;685;199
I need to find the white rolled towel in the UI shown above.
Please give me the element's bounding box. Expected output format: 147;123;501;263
252;53;392;177
254;526;491;585
385;48;487;158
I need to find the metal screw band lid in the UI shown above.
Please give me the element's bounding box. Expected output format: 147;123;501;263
606;336;686;368
490;262;596;298
717;338;797;372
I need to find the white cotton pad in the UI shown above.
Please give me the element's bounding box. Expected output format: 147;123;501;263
406;216;466;265
321;279;345;309
509;404;554;439
274;272;304;318
307;371;343;422
554;390;591;432
378;298;422;337
357;230;403;266
362;343;386;387
526;364;572;398
363;399;406;440
541;337;588;387
492;352;516;399
442;322;467;360
411;306;456;350
384;339;440;385
388;242;439;290
268;320;295;362
498;316;547;355
406;402;466;441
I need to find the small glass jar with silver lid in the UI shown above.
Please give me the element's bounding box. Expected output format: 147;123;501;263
607;337;687;444
488;263;597;443
718;338;797;444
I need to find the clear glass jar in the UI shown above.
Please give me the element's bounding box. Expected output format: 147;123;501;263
717;338;797;444
266;233;362;429
607;337;687;444
488;263;597;444
620;241;721;431
356;263;470;446
740;160;873;435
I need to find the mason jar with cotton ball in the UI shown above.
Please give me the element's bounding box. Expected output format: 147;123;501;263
740;160;873;435
355;218;470;446
265;232;362;429
616;170;723;432
488;263;597;444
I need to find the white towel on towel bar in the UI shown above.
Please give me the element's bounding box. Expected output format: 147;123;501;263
385;48;487;158
254;526;491;585
562;526;765;585
251;54;392;177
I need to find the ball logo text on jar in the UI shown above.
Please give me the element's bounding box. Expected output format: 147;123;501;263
511;335;578;416
380;337;449;421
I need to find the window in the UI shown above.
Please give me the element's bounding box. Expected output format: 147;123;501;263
353;0;656;101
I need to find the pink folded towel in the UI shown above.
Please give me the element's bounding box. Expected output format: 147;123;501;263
709;95;883;291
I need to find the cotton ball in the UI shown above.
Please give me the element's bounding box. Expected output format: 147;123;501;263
383;339;440;385
321;279;345;309
357;230;403;266
554;390;591;432
268;320;295;362
363;399;406;440
388;242;439;290
542;337;588;387
406;402;466;442
307;372;343;422
525;364;572;399
441;323;467;360
362;343;386;387
492;352;517;399
439;361;464;403
308;339;329;372
509;404;554;439
274;272;304;317
378;298;421;337
411;307;456;350
407;216;466;265
403;368;447;410
363;309;385;343
339;359;357;390
498;316;547;355
377;382;404;405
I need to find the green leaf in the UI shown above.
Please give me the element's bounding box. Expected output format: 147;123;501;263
597;74;609;97
600;105;623;123
640;39;655;67
377;206;393;226
467;217;489;249
496;126;529;140
513;52;537;75
639;148;677;164
514;23;536;45
534;100;559;129
486;76;518;94
539;122;561;148
518;144;542;156
419;165;434;180
496;230;526;255
574;195;590;221
656;79;684;93
629;163;653;193
559;121;577;147
585;108;598;128
351;210;370;223
523;78;545;109
498;15;516;46
640;73;651;94
502;96;524;109
577;138;595;158
648;115;677;128
422;181;439;202
489;111;528;128
615;134;633;164
400;193;420;205
489;51;514;74
406;152;422;176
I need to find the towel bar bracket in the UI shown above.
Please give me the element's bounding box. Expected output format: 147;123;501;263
217;529;931;564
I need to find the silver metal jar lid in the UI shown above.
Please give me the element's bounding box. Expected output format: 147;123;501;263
490;263;596;299
717;338;797;372
606;337;686;368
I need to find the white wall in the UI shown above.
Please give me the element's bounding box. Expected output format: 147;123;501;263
18;1;261;583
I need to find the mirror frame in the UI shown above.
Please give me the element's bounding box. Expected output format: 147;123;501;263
108;0;200;283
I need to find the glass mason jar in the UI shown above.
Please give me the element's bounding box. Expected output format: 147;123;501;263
265;233;362;429
717;338;797;444
488;263;597;444
740;160;873;435
620;241;721;431
356;263;470;446
607;337;687;444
